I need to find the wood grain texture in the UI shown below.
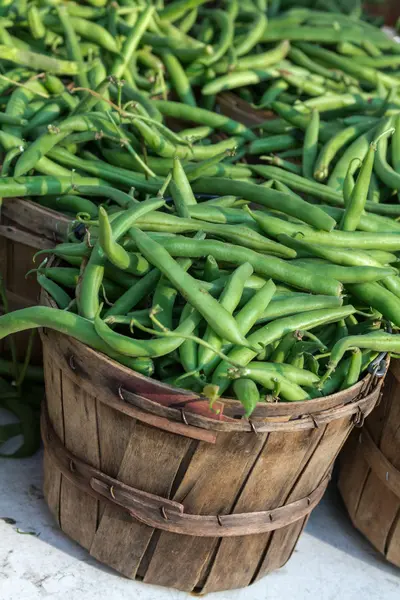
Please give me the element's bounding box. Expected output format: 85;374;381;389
258;416;353;577
42;343;64;524
41;325;385;592
339;361;400;567
90;422;191;578
143;431;267;591
201;429;323;593
59;375;100;550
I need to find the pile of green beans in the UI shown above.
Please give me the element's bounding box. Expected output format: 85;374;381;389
1;160;399;417
0;0;400;421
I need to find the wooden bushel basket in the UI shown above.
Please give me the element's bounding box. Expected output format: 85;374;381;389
40;293;387;593
0;199;69;361
339;359;400;567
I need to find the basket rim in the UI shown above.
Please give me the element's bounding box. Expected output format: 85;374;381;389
41;283;388;426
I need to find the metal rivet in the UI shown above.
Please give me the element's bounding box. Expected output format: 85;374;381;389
69;355;76;371
249;420;258;434
269;513;273;522
109;486;116;500
69;460;76;473
386;472;389;481
118;385;125;401
181;408;189;425
307;497;311;506
217;514;223;527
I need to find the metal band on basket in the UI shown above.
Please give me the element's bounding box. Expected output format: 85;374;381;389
358;428;400;500
41;407;331;538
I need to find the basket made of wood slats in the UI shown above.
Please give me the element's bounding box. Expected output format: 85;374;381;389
339;359;400;567
40;291;387;593
0;199;69;361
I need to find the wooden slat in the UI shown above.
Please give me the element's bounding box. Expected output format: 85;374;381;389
201;428;324;593
0;224;51;250
96;401;133;520
351;369;400;555
257;416;353;577
89;422;191;578
2;198;70;241
42;343;64;524
59;374;100;550
142;431;267;591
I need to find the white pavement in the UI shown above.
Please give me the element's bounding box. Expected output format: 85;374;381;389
0;451;399;600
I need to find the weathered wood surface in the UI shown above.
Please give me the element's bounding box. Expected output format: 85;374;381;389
42;324;386;593
0;199;69;362
339;360;400;567
217;92;275;127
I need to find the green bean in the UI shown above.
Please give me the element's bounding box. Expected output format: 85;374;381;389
232;378;260;417
322;331;397;384
56;6;88;87
153;99;255;140
234;40;290;70
44;13;119;54
203;255;220;282
178;7;199;33
130;228;250;348
37;273;71;310
250;360;322;389
211;305;356;395
14;113;107;177
159;0;211;22
392;114;400;175
258;293;342;324
288;45;340;81
249;133;301;155
198;8;234;67
131;118;241;160
199;262;254;370
161;50;196;107
339;348;362;391
302;108;319;180
202;69;276;96
193;176;335;230
0;45;78;74
295;42;399;89
374;119;400;191
270;101;342;141
260;155;302;175
154;237;342;296
290;258;394;284
314;119;375;182
111;5;155;78
137;210;292;255
234;11;268;58
105;268;161;318
271;331;299;363
252;164;400;216
48;147;162;193
341;142;376;232
74;185;136;209
201;279;277;376
347;282;400;328
170;156;197;218
250;210;400;251
0;306;152;374
78;197;164;320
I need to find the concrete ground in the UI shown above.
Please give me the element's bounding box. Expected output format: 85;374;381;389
0;451;399;600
